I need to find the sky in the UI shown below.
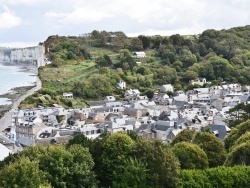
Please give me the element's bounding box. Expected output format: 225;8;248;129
0;0;249;48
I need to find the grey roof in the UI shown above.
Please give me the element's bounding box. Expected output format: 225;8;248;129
153;121;172;131
87;101;106;107
134;123;153;133
18;137;35;147
208;124;231;140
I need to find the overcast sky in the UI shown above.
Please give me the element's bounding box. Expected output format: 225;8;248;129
0;0;249;47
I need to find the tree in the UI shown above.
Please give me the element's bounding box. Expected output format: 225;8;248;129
231;131;250;150
100;132;135;187
192;132;226;167
66;144;97;188
207;55;234;80
112;157;148;188
81;74;113;99
171;129;196;146
183;70;198;82
180;48;197;68
179;166;250;188
138;35;151;49
67;134;94;151
130;38;143;51
95;54;113;67
0;157;51;188
169;34;183;46
145;89;154;99
132;138;180;188
38;145;97;188
225;103;250;128
173;142;208;170
224;119;250;150
225;141;250;166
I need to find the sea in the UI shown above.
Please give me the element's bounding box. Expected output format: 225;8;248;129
0;63;37;105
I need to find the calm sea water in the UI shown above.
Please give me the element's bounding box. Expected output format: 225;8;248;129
0;63;37;105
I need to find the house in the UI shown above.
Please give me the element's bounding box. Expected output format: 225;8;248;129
132;51;146;58
167;128;183;141
72;109;88;121
137;95;148;101
159;84;174;93
63;92;73;99
208;124;231;140
213;112;226;125
124;89;140;101
190;77;206;86
153;93;170;105
15;121;47;140
222;84;241;92
104;96;116;102
124;108;143;118
117;80;126;89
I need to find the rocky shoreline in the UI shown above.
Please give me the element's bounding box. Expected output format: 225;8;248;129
0;63;41;131
0;85;35;119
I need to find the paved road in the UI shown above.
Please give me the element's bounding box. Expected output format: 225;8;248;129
0;77;42;132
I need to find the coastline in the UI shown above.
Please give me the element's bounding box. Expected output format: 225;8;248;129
0;63;41;132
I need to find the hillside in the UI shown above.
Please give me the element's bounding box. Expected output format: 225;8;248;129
21;25;250;108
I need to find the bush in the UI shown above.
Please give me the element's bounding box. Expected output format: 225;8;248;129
178;166;250;188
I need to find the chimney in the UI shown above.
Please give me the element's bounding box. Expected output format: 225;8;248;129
174;121;178;129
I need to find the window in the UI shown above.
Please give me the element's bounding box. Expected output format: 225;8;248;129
91;130;95;134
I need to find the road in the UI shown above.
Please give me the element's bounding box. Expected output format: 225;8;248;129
0;77;42;132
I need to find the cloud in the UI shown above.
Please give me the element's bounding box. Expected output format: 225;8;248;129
45;7;113;25
1;0;250;45
7;0;49;5
0;5;21;29
0;41;37;48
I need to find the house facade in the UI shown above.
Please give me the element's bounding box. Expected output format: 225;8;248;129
132;52;146;58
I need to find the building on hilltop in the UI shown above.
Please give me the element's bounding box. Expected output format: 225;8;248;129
132;51;146;58
190;77;207;86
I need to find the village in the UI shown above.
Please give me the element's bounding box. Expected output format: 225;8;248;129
1;77;249;158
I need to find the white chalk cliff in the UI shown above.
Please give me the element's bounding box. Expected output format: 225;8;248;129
0;44;49;67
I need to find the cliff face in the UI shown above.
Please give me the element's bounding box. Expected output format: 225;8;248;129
0;44;49;67
0;48;11;62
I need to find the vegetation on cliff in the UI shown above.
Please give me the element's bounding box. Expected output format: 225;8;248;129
21;25;250;108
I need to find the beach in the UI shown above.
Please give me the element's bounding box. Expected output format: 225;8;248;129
0;65;41;132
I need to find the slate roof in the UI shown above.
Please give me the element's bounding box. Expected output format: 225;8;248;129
18;137;35;147
208;124;231;140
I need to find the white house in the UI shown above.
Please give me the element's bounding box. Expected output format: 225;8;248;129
63;92;73;99
104;96;116;102
190;77;206;86
159;84;174;93
132;52;146;58
117;80;126;89
124;89;141;101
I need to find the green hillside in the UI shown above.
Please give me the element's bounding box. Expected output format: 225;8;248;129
20;26;250;108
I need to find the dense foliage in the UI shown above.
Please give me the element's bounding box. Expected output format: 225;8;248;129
172;142;208;170
179;166;250;188
2;123;250;187
0;133;180;188
225;103;250;128
224;119;250;150
21;25;250;108
192;132;226;167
